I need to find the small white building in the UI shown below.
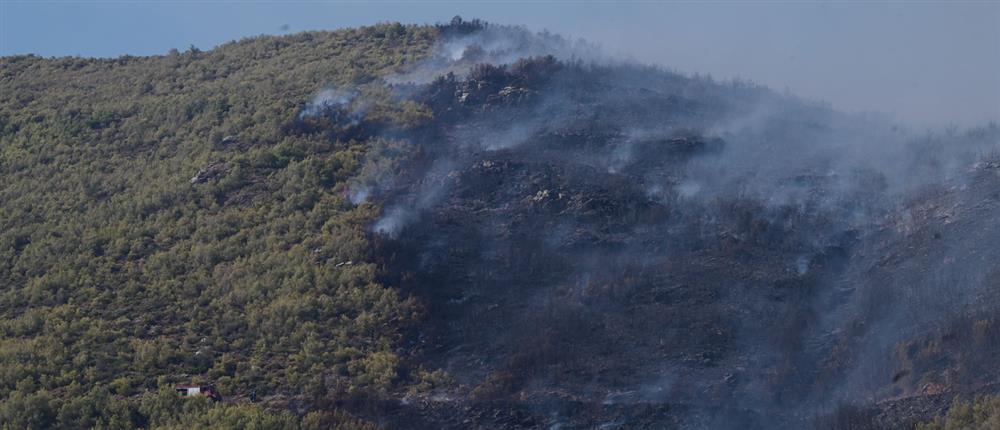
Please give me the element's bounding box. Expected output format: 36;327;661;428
176;385;201;396
176;385;221;401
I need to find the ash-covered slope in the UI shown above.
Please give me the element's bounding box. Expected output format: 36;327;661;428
3;16;998;429
300;19;1000;429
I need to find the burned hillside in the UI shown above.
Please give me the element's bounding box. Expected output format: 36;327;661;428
3;17;999;430
307;25;1000;428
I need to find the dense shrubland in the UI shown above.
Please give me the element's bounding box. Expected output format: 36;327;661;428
0;23;439;427
4;17;1000;429
918;396;1000;430
0;386;378;430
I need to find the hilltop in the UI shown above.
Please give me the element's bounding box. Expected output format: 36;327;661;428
2;18;1000;429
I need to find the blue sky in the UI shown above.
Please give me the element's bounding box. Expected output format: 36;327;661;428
2;1;998;128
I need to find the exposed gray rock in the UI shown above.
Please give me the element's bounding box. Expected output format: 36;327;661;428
190;162;229;184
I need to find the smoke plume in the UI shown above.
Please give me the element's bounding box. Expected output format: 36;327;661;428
300;17;1000;428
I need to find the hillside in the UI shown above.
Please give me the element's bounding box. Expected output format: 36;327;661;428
0;23;439;429
3;18;1000;429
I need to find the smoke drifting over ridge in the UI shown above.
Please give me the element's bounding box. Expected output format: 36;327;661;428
386;17;603;85
299;18;1000;428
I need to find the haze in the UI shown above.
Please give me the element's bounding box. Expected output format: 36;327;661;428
2;1;997;128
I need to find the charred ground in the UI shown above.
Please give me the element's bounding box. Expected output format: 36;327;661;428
333;45;1000;429
3;18;1000;430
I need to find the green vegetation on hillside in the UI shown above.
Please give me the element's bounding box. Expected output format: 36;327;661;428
0;23;439;428
918;396;1000;430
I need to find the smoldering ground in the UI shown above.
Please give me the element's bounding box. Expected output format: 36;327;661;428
300;18;1000;428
